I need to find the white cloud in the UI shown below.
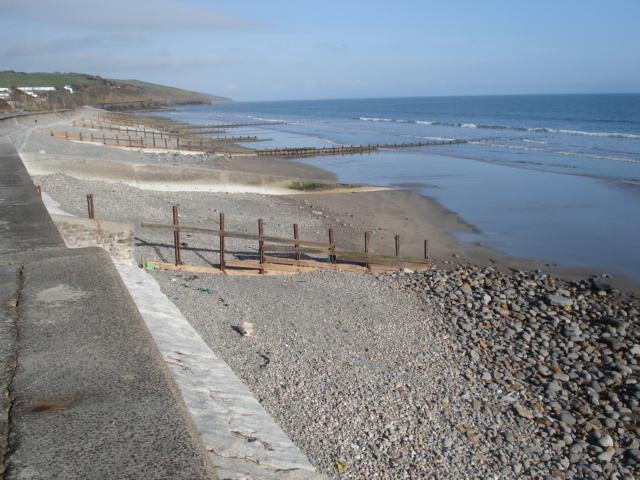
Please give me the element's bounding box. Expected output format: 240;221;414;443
2;0;263;33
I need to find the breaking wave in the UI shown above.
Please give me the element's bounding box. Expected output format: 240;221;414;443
357;116;640;139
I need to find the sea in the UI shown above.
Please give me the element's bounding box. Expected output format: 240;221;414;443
153;94;640;283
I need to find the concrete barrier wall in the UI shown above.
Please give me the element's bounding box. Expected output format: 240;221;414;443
51;214;134;263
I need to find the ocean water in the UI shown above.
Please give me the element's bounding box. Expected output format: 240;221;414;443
156;94;640;281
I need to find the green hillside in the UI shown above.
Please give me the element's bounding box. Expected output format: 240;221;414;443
118;79;230;106
0;71;230;111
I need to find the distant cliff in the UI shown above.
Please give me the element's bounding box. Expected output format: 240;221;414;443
0;71;231;111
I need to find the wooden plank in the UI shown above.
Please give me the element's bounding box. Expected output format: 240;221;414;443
145;262;224;274
223;259;317;273
141;222;334;248
145;260;304;275
332;251;431;265
263;256;370;273
259;249;428;265
260;245;428;265
262;245;334;256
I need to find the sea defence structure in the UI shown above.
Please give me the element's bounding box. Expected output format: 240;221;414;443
0;112;330;479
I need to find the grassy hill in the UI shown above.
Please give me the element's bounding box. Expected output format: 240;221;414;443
0;71;230;111
117;79;230;106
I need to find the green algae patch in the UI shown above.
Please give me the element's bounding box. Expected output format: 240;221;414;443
288;180;362;192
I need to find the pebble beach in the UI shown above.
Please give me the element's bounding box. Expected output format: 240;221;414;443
25;111;640;479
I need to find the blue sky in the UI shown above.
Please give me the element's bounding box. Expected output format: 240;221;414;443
1;0;639;101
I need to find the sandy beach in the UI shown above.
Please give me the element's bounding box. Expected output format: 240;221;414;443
15;109;640;479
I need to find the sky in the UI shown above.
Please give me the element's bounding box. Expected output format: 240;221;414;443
1;0;639;101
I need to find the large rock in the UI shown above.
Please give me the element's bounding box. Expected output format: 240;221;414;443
546;294;573;307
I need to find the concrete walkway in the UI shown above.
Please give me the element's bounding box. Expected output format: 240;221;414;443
0;135;217;479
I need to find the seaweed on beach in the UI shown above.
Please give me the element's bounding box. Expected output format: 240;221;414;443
288;180;360;191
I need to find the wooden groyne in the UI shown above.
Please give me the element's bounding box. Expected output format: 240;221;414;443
177;137;260;151
43;130;259;151
256;139;467;157
211;122;286;128
68;113;466;157
74;121;226;137
139;206;430;275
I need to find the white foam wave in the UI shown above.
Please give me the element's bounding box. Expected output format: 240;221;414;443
485;143;640;164
359;117;393;122
247;115;283;123
549;128;640;139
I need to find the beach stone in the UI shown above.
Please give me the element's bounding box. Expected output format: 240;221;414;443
559;413;577;426
626;448;640;462
553;373;570;382
547;295;573;307
598;316;627;329
599;336;626;351
547;380;562;393
597;434;614;448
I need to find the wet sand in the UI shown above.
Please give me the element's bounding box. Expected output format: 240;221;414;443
224;153;640;293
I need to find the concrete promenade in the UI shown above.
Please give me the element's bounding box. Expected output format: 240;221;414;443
0;135;218;479
0;112;330;479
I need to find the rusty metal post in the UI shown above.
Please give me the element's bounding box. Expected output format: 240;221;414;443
395;235;401;257
35;185;41;197
294;224;300;261
173;206;181;266
424;239;429;260
329;227;336;264
364;231;371;269
258;219;265;271
219;213;226;272
87;194;95;219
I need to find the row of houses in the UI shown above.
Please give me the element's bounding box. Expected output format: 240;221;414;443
0;85;74;100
